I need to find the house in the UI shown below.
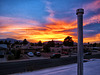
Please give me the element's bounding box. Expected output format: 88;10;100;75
21;43;43;50
21;43;43;54
0;44;8;50
50;47;62;53
62;45;77;53
50;45;77;53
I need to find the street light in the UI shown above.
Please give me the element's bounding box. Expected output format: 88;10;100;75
76;8;84;75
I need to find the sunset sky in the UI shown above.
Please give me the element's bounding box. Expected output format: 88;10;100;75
0;0;100;43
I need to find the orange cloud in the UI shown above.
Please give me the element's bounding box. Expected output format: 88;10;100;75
0;15;99;43
84;33;100;43
0;4;100;44
0;16;77;42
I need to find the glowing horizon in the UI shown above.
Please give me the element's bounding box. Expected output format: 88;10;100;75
0;0;100;43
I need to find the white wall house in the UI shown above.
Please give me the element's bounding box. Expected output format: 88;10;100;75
62;45;77;53
50;47;62;53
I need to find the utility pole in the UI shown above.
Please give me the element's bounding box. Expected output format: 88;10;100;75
76;8;84;75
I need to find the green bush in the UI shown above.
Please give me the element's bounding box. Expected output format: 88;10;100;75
7;55;15;60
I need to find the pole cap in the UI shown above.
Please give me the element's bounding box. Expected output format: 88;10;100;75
76;8;84;15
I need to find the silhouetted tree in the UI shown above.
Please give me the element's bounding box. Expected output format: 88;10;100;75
47;40;55;47
43;44;50;52
8;40;11;44
14;41;20;44
37;41;42;46
56;43;60;47
96;43;100;47
30;43;34;46
93;43;97;47
15;50;21;59
63;36;74;46
11;44;15;48
0;41;4;44
22;39;28;45
43;40;55;52
4;40;8;44
88;42;90;45
11;50;21;59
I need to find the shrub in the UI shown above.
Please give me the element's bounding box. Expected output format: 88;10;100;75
7;55;15;60
11;50;21;59
15;50;21;59
11;50;16;55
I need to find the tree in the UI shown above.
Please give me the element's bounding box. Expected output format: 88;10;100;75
14;41;20;44
30;43;34;46
37;40;42;46
0;41;4;44
22;39;28;45
93;43;96;47
43;44;50;52
96;43;100;47
47;40;55;47
15;50;21;59
63;36;74;46
4;40;8;44
11;50;21;59
43;40;55;52
88;42;90;45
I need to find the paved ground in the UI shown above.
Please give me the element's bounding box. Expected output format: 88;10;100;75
14;59;100;75
0;51;99;63
0;54;100;75
28;55;48;60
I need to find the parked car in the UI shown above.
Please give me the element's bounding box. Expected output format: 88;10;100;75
62;51;69;55
83;59;89;62
50;53;61;59
34;52;41;57
85;52;92;55
27;52;34;57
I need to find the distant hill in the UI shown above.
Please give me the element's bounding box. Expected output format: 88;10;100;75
0;38;22;43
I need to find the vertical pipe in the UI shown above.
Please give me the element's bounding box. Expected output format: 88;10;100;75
76;8;84;75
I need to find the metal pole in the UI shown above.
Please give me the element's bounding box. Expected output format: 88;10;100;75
76;8;84;75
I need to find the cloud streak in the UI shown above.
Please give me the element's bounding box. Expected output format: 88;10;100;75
84;33;100;43
0;0;100;43
84;0;100;12
84;14;100;26
0;13;100;43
